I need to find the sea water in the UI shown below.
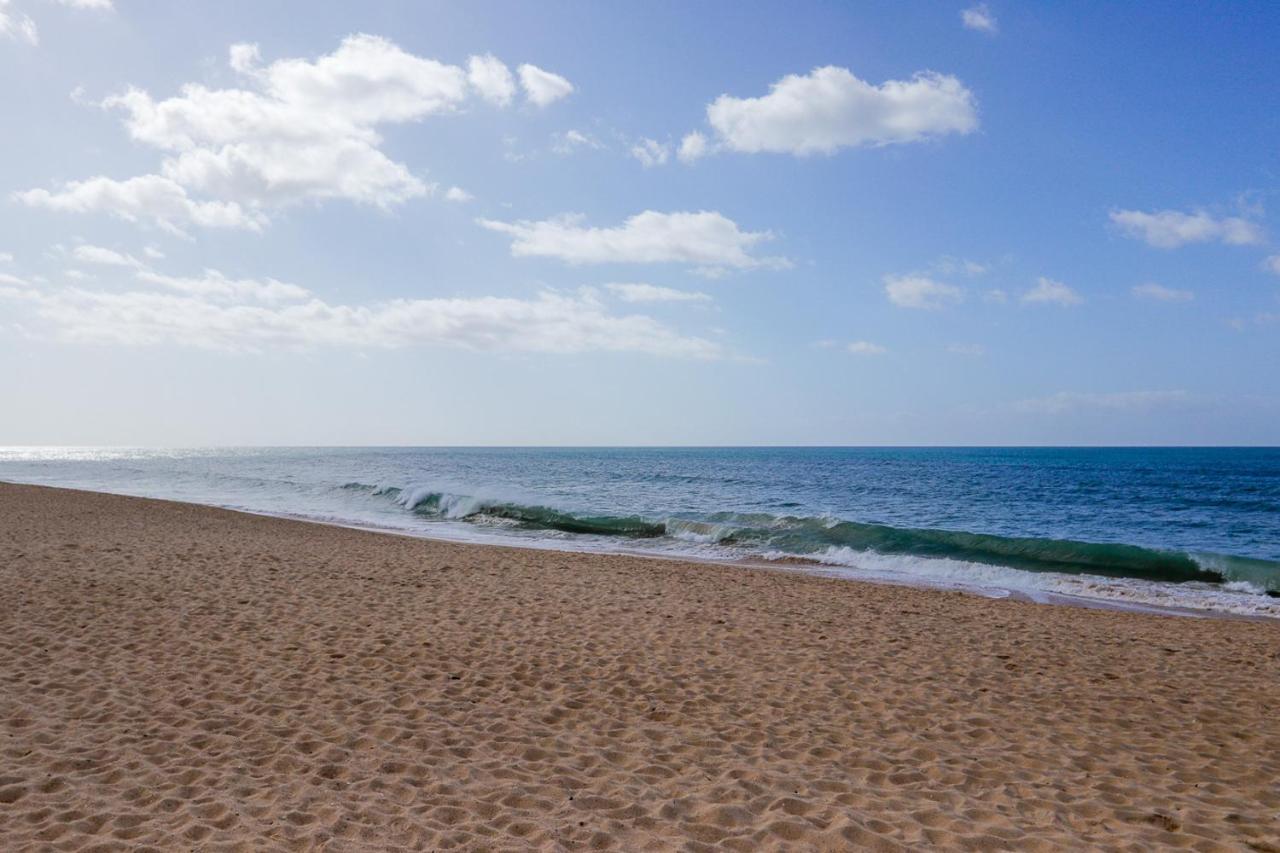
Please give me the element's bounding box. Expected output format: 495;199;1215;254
2;446;1277;618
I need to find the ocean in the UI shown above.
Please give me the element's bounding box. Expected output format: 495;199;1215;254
2;446;1277;618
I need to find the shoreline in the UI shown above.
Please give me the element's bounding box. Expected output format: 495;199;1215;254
2;481;1280;849
3;477;1275;622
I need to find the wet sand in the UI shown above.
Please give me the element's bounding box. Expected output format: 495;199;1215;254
1;482;1278;851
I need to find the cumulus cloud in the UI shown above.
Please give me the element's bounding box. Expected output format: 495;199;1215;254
1021;277;1081;306
1132;282;1193;302
1262;255;1280;275
444;186;473;202
16;36;572;231
0;0;38;45
467;54;516;106
678;131;709;164
1014;390;1189;415
630;138;671;168
847;340;886;355
0;268;720;358
961;3;997;33
518;63;573;107
687;65;976;159
478;210;786;272
1109;208;1263;248
0;251;13;263
604;283;711;303
884;274;963;309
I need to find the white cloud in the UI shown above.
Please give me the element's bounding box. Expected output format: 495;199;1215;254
444;186;473;203
478;210;785;272
17;36;571;231
1021;276;1081;306
847;340;886;355
630;138;670;168
71;244;145;268
1109;208;1263;248
136;269;311;303
961;3;998;34
228;41;261;73
518;63;573;107
695;66;977;157
15;174;266;234
948;343;986;356
467;54;516;106
678;131;709;164
1014;390;1189;415
1132;282;1193;302
1262;255;1280;276
932;255;988;277
0;252;13;262
552;129;603;154
884;274;963;309
605;283;711;303
0;269;720;358
1;0;109;46
0;271;29;286
0;0;37;45
143;245;165;259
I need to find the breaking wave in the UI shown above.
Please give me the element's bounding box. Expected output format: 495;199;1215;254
342;481;1280;596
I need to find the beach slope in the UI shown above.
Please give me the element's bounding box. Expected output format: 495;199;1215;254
1;482;1277;850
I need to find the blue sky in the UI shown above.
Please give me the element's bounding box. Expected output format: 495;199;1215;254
2;1;1278;445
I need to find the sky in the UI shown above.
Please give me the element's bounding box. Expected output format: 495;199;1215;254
2;0;1279;446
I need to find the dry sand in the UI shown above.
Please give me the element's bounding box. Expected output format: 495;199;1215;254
1;482;1278;851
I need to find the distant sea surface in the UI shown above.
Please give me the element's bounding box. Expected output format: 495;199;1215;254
3;447;1278;618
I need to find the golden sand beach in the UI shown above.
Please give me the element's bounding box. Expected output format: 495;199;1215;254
1;482;1277;850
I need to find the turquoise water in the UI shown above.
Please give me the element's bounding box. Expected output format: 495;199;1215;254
2;446;1278;617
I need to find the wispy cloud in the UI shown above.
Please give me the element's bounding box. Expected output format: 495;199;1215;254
1014;390;1189;415
552;129;604;155
630;138;671;168
604;283;711;303
884;274;963;309
961;3;998;34
0;267;722;358
1021;277;1081;306
0;0;38;45
70;244;147;269
1110;207;1263;248
1132;282;1193;302
478;210;787;273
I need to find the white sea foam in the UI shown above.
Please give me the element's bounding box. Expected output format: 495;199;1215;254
778;546;1280;619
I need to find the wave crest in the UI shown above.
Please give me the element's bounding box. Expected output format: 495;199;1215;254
342;481;1280;594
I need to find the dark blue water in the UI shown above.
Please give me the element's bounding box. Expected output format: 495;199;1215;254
3;447;1277;616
